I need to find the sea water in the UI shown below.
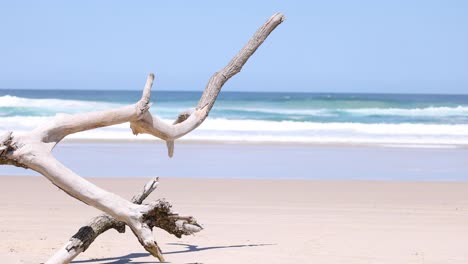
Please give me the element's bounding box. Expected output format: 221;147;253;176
1;89;468;147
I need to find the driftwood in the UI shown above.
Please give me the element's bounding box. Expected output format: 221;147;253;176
0;13;285;263
46;177;201;263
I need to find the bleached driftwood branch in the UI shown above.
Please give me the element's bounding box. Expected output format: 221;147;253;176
46;178;158;264
46;178;201;263
0;13;284;263
130;13;285;156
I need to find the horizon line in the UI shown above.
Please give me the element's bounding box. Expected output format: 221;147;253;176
1;88;468;96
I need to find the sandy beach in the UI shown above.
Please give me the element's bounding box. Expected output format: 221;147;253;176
1;175;468;263
2;1;468;263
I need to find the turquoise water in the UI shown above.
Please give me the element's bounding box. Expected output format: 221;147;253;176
2;90;468;179
1;89;468;146
2;89;468;123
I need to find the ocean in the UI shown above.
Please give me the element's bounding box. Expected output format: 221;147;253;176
1;89;468;147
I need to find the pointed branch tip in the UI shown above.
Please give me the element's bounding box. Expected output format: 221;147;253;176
142;74;154;99
166;140;174;158
274;13;286;22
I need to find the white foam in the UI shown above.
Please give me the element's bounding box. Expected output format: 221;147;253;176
2;95;468;119
197;119;468;136
216;105;468;117
216;106;335;116
3;116;468;147
0;95;122;111
346;106;468;117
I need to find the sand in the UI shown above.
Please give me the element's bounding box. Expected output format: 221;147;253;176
1;176;468;263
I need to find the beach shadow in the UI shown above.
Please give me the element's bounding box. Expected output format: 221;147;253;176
164;242;275;255
70;243;274;263
70;252;156;264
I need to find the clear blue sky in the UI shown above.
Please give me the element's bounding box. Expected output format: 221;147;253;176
1;1;467;93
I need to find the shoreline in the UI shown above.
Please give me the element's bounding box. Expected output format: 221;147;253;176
7;174;468;185
1;142;467;181
2;174;468;184
61;137;468;149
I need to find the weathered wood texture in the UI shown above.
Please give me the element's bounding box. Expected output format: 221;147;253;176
0;13;284;263
46;178;202;263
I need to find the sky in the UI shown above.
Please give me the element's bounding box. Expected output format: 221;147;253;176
0;1;467;94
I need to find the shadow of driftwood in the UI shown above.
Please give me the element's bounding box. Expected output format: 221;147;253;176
71;243;274;264
164;242;275;255
71;252;156;264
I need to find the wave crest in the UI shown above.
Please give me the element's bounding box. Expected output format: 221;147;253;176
1;116;468;146
0;95;122;112
216;105;468;117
